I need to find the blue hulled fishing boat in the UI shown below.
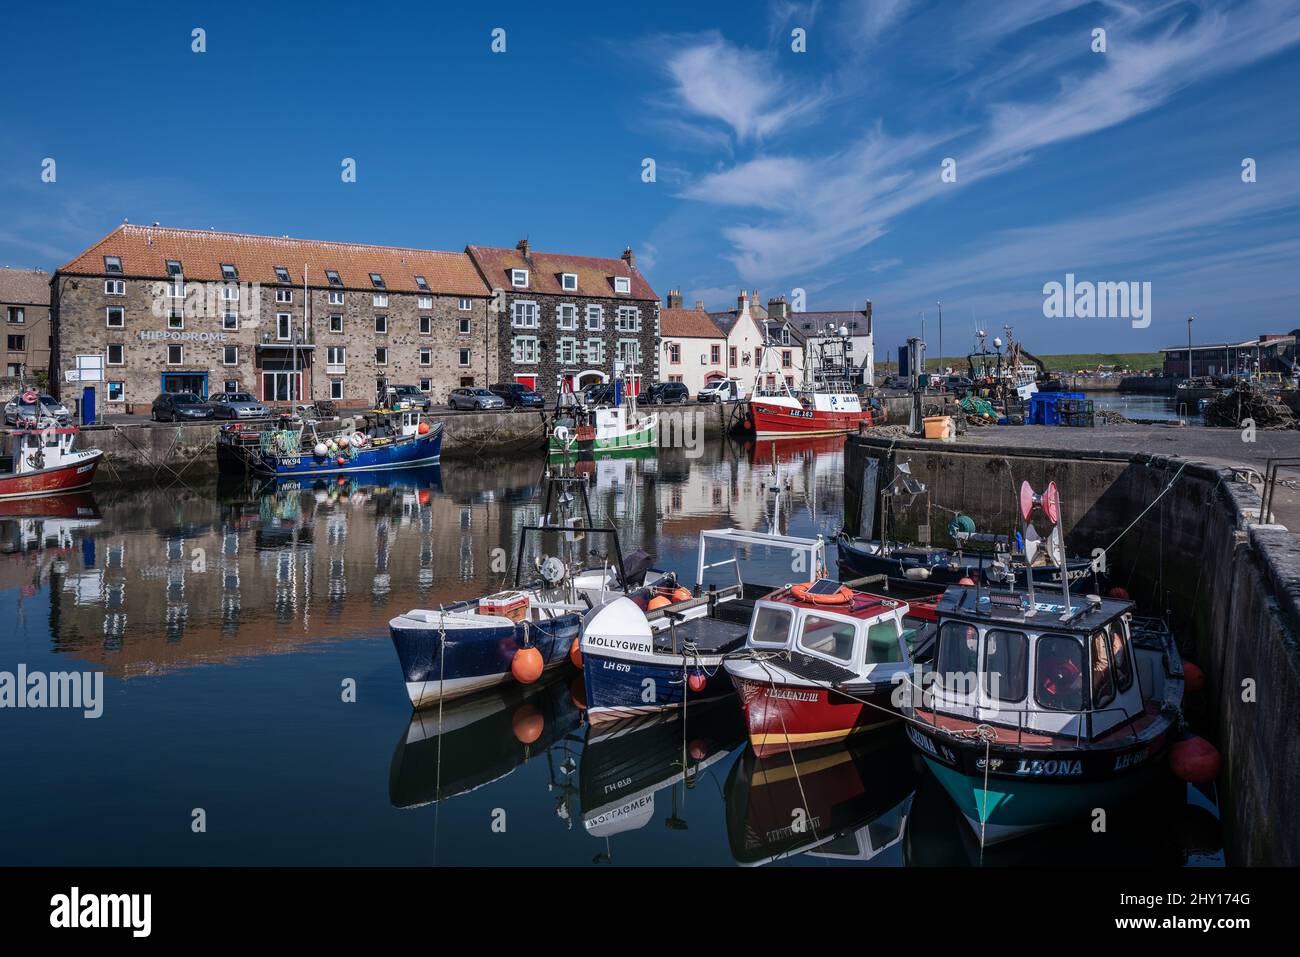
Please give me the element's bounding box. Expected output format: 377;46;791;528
218;409;442;477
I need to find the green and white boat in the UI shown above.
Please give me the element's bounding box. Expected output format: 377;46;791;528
548;402;658;457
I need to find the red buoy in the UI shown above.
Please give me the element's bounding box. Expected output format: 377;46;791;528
687;671;707;693
1183;661;1206;694
512;704;544;744
958;577;976;586
569;637;582;669
511;646;544;684
1108;586;1131;600
1170;735;1221;784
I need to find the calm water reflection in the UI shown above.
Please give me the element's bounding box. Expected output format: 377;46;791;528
0;438;1221;865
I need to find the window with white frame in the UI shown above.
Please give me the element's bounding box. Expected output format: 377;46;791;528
375;346;388;365
586;338;605;364
419;315;432;335
222;284;239;301
374;315;387;334
223;379;239;393
104;279;125;296
328;290;344;305
557;303;577;330
618;339;640;365
415;276;430;292
5;307;22;324
510;269;529;288
458;317;470;335
419;377;432;392
616;306;640;332
668;342;681;364
221;263;238;281
512;336;539;364
167;309;184;330
418;295;432;309
106;306;125;328
780;327;791;345
511;300;538;328
458;297;471;310
107;343;124;365
276;288;293;303
558;337;578;364
107;381;124;402
167;280;185;299
419;347;432;366
167;344;183;365
103;255;122;274
373;293;388;307
329;313;343;333
561;272;578;291
327;346;346;365
459;348;471;367
586;304;604;331
223;312;238;331
614;276;631;294
277;313;292;339
223;345;239;366
330;379;343;400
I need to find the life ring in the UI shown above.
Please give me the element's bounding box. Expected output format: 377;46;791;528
349;431;368;448
789;581;854;605
21;390;38;404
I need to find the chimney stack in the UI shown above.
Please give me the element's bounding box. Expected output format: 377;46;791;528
622;246;636;268
695;300;705;310
767;295;788;321
666;288;683;309
738;289;750;318
864;299;873;335
516;238;530;258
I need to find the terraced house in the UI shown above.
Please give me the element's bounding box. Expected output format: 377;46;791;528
50;225;494;413
0;267;52;382
467;241;659;401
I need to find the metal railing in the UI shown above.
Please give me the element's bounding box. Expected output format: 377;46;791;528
1260;457;1300;525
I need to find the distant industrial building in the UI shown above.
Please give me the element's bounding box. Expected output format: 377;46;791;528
1161;331;1299;378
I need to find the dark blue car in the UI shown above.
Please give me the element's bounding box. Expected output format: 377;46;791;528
489;382;545;408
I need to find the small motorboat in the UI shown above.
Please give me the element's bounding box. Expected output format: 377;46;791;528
0;425;102;500
722;578;940;758
579;528;828;723
218;409;442;476
902;585;1184;845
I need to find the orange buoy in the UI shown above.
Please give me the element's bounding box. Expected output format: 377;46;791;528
336;456;347;465
511;646;544;684
648;595;672;611
958;577;976;586
1183;661;1206;694
512;704;544;744
687;671;707;693
418;490;430;506
671;586;692;603
417;421;431;435
689;739;708;761
1108;586;1131;600
1170;735;1221;784
569;637;582;669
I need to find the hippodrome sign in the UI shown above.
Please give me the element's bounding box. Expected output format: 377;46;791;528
137;330;230;343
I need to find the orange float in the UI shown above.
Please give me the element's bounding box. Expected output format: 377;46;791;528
569;637;582;669
417;421;431;435
671;586;692;602
648;595;672;611
1183;661;1206;694
788;581;853;605
512;704;544;744
1170;735;1220;784
511;646;544;684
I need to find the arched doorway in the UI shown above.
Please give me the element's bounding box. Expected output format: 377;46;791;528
576;370;607;389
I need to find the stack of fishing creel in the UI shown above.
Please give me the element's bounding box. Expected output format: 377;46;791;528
1203;385;1297;429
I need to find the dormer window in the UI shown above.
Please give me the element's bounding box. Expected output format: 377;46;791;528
103;256;122;274
325;269;342;287
370;273;385;289
166;259;183;277
511;269;529;288
274;266;291;284
614;276;631;294
221;263;238;281
561;273;577;292
415;275;429;292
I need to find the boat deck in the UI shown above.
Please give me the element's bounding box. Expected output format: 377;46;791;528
652;616;749;655
913;700;1163;747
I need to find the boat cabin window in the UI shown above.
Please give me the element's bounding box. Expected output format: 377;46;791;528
1109;624;1133;692
935;621;979;696
750;605;793;647
1090;630;1115;709
865;620;903;665
798;614;856;663
983;629;1028;703
1035;633;1085;712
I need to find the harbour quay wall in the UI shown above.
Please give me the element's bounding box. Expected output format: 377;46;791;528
80;400;749;480
845;432;1300;865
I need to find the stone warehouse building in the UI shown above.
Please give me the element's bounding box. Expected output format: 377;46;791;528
51;225;495;413
0;267;52;383
466;241;659;401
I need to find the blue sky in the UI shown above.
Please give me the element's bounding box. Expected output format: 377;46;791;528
2;0;1299;356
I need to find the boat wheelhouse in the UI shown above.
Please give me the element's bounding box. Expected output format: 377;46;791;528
723;579;936;757
0;427;103;500
902;585;1184;846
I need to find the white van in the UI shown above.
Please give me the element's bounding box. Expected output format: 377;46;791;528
697;378;747;403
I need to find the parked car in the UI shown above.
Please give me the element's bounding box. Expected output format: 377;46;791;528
4;392;72;426
489;383;545;408
386;384;432;412
582;383;616;406
644;382;690;405
448;388;506;411
697;378;747;403
151;392;213;422
208;391;270;420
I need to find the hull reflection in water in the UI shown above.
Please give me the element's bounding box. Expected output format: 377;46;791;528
580;700;745;843
724;730;916;866
389;674;582;809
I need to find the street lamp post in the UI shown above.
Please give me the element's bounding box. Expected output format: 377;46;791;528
936;300;943;375
1187;316;1194;380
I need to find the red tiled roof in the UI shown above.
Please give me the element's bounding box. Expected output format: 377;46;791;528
0;268;50;305
660;306;725;339
56;224;490;296
466;244;658;301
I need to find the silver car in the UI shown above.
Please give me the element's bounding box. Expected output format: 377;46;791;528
4;392;72;426
208;391;270;420
448;388;505;411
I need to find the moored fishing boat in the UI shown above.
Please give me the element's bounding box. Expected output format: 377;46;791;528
723;579;939;758
217;409;442;476
901;584;1185;845
0;426;102;500
549;403;657;456
743;326;874;438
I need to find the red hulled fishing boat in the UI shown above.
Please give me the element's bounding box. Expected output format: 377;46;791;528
0;426;103;499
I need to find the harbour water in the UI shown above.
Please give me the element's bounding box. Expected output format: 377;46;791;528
1089;392;1206;423
0;439;1223;866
